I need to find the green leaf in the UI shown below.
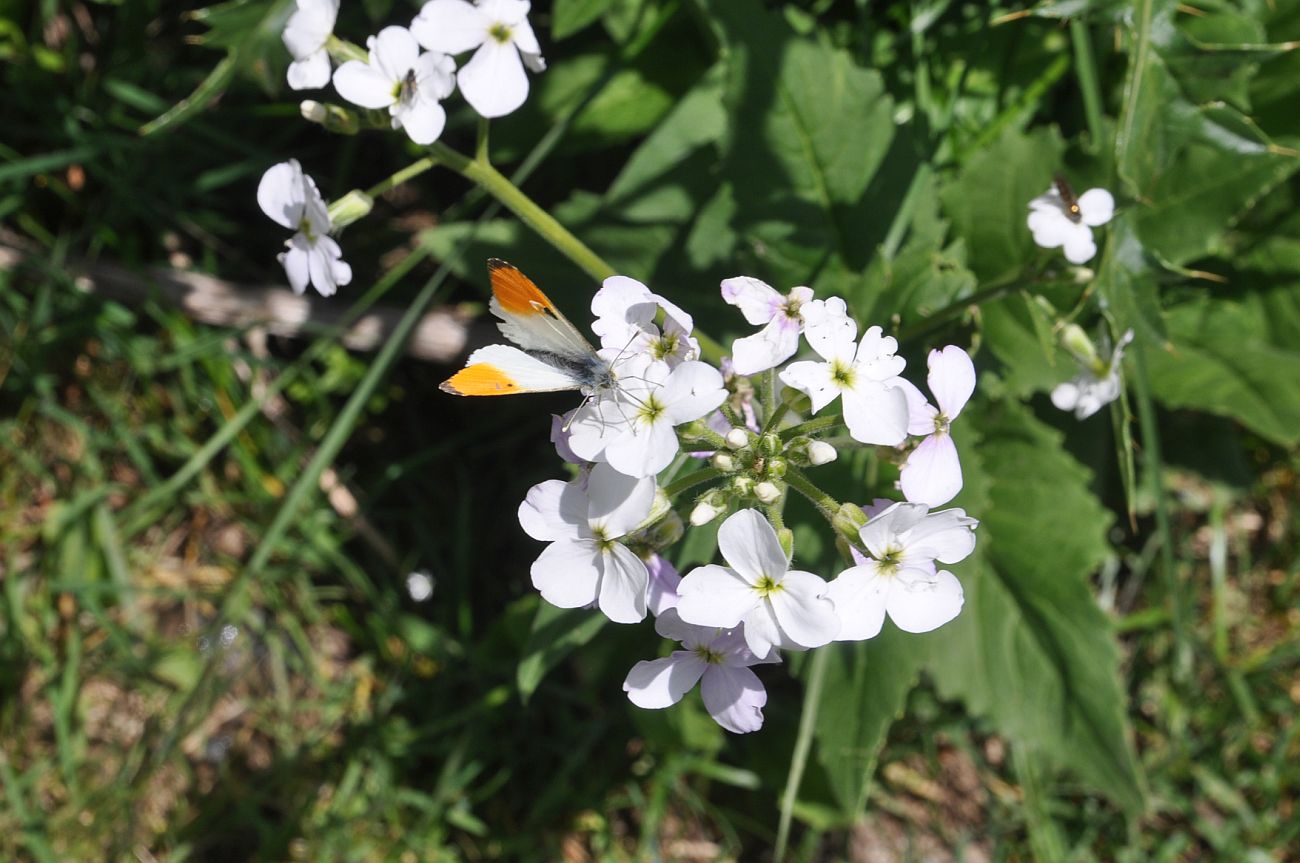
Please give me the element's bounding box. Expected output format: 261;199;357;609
516;603;608;703
979;292;1070;397
927;399;1145;815
552;0;616;40
1143;286;1300;448
1096;213;1167;345
939;126;1065;283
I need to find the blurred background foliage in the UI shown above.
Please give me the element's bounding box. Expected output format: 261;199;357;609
1;0;1298;859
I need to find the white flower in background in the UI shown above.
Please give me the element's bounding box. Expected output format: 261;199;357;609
411;0;545;119
282;0;339;89
591;276;699;367
827;501;977;640
332;26;456;145
1052;329;1134;419
405;570;435;601
1027;182;1115;264
779;305;911;446
257;159;352;297
720;277;819;375
623;609;780;734
676;509;839;657
567;355;726;478
517;463;656;624
894;346;975;507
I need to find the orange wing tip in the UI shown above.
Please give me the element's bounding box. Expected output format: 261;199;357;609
487;259;558;317
440;363;522;396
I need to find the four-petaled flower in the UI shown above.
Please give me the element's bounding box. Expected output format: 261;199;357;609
591;276;699;368
282;0;339;90
412;0;545;119
623;609;780;734
721;277;817;375
1052;329;1134;419
518;463;656;624
333;26;456;145
827;501;977;640
257;159;352;297
895;346;975;507
1027;183;1115;264
676;509;840;658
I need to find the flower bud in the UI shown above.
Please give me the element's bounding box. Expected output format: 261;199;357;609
807;441;837;465
831;502;868;545
711;452;736;472
690;498;722;526
730;476;755;497
754;481;781;504
327;190;374;229
725;428;749;450
645;511;684;548
765;456;787;478
299;100;361;135
1060;323;1101;369
757;432;782;458
777;527;795;560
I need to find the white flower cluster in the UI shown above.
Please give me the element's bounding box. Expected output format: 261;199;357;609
516;276;980;733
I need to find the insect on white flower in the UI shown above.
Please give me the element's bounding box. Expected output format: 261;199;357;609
332;26;456;145
1027;175;1115;264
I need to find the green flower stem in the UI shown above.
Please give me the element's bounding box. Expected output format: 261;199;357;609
678;425;728;452
775;646;829;862
763;401;791;435
363;156;439;200
784;465;840;517
326;35;368;64
476;116;491;164
898;274;1021;344
779;414;842;441
1070;18;1106;154
428;141;616;282
662;466;723;500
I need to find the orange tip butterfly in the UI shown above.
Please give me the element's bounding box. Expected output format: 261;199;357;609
440;259;616;397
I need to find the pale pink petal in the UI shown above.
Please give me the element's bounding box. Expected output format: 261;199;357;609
458;40;529;118
700;665;767;733
645;554;682;616
333;60;395;109
550;412;582;464
720;276;782;325
768;570;838;648
517;479;585;542
1078;188;1115;226
729;319;800;376
652;607;711;645
676;564;755;629
258;161;304;229
890;377;935;436
597;544;649;623
885;568;964;633
531;538;601;609
927;346;975;419
900;433;963;507
825;565;888;641
716;509;788;584
624;654;706;709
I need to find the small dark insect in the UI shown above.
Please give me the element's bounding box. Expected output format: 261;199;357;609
399;68;418;103
1053;173;1083;223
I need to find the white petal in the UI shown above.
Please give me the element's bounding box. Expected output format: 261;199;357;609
769;570;839;648
700;665;767;733
1050;380;1082;412
282;0;337;58
716;509;788;584
662;361;726;424
854;326;906;381
778;360;840;414
371;26;420;82
278;242;310;294
457;40;529;118
1062;225;1098;264
653;607;713;645
412;0;490;54
841;381;909;446
891;377;936;436
903;507;978;565
597;544;648;623
1077;188;1115;226
676;564;756;628
517;478;585;541
740;602;783;658
624;654;705;709
333;60;395;109
258;160;304;229
506;10;542;55
586;463;655;538
531;539;601;609
927;346;975;419
645;555;683;617
825;565;888;641
565;399;621;464
720;276;782;325
287;50;331;90
729;320;801;376
603;417;678;478
801;298;857;361
305;242;340;297
885;568;964;633
395;99;447;145
1027;208;1071;250
415;50;457;100
900;433;963;507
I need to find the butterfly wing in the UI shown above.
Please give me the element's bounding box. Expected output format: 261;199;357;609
440;345;584;396
486;259;601;360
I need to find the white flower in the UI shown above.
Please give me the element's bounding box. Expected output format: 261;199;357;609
676;509;839;657
332;26;456;145
623;609;780;734
411;0;544;119
827;501;977;640
894;346;975;507
567;355;726;478
720;277;819;375
590;276;699;367
1052;329;1134;419
517;463;656;624
282;0;338;89
257;159;352;297
1027;183;1115;264
778;306;910;446
405;570;435;601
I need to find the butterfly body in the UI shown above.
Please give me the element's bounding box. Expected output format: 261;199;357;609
441;260;616;396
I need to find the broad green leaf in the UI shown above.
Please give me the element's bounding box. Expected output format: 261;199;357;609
939;126;1065;283
552;0;617;40
980;292;1071;397
1143;286;1300;448
927;399;1145;815
1097;214;1167;345
516;603;607;702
